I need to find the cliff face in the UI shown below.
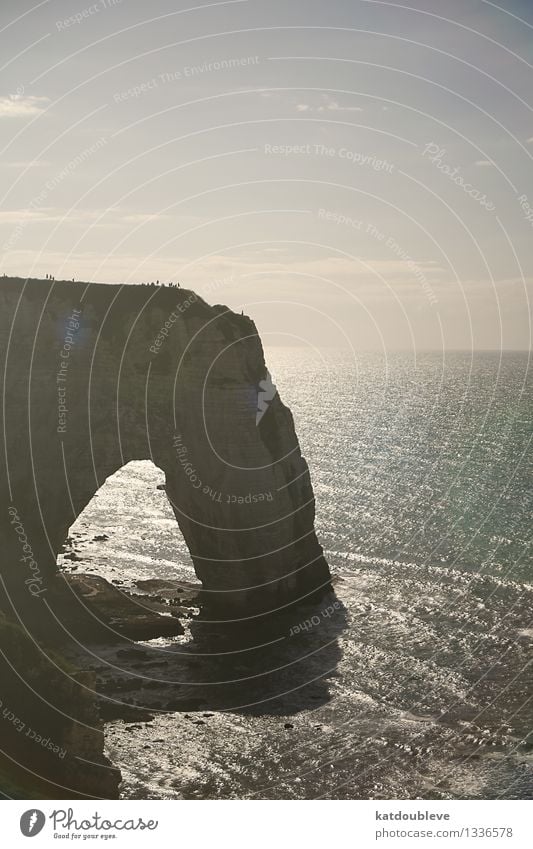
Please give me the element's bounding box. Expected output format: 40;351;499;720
1;277;330;620
0;612;120;798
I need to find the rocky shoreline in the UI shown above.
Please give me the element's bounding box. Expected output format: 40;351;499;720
0;565;343;798
3;557;530;800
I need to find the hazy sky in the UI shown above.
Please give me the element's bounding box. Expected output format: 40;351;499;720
1;0;532;350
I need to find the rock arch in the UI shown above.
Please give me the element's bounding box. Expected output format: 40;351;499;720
1;278;331;621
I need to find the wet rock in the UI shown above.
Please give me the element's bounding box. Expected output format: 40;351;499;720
61;574;185;640
117;648;149;659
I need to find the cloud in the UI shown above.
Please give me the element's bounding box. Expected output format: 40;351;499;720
0;95;49;118
2;159;50;168
120;213;172;223
262;92;363;113
325;99;363;113
527;137;533;145
296;94;363;114
0;208;110;224
0;209;49;223
0;250;427;289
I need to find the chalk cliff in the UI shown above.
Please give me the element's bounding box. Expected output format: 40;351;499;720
0;275;334;797
1;277;330;620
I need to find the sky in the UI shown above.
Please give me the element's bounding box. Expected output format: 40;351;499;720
1;0;532;350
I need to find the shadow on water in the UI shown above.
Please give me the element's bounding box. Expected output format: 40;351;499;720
92;588;349;721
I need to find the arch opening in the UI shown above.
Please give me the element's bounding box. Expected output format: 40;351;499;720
58;460;197;588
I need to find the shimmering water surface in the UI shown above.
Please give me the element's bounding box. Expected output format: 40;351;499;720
63;350;533;800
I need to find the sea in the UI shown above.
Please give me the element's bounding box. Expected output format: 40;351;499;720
62;349;533;800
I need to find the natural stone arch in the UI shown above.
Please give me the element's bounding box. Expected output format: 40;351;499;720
1;278;330;621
